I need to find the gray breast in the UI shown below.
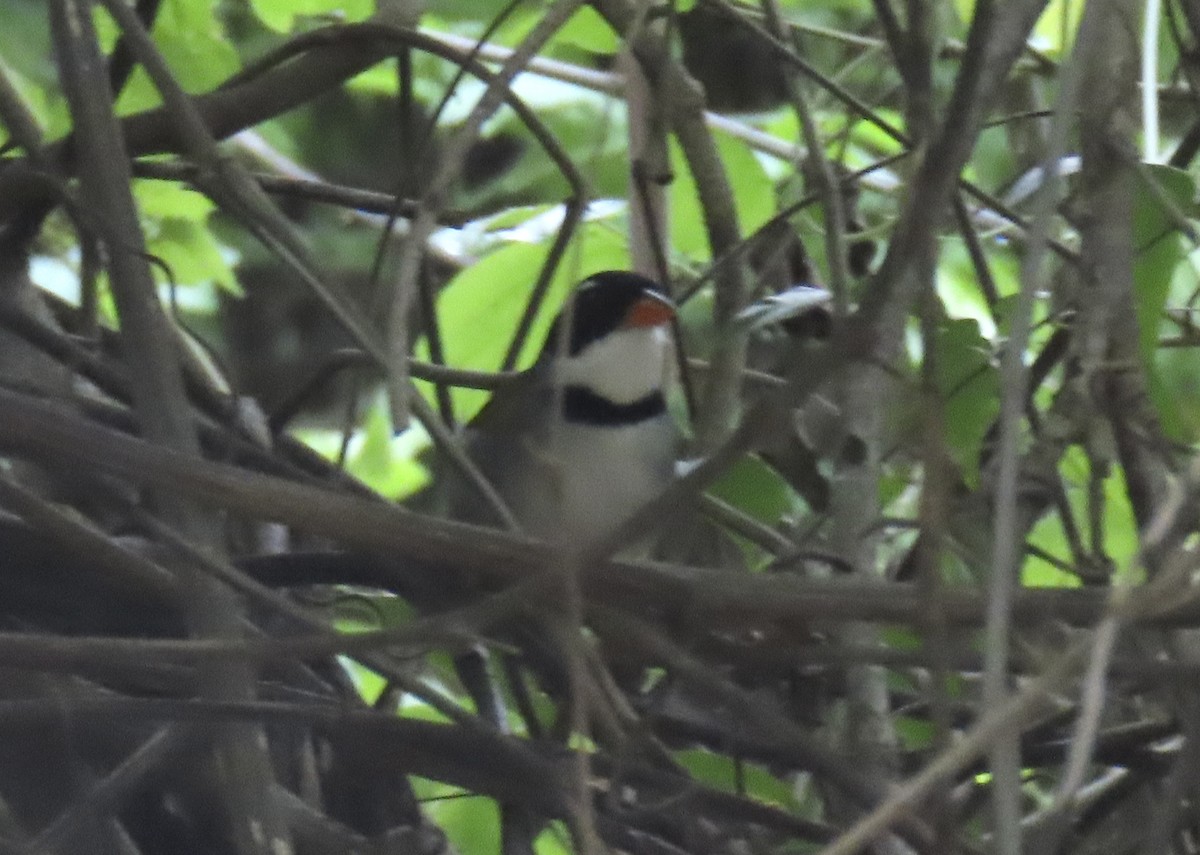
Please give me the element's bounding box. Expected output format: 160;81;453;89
463;412;675;546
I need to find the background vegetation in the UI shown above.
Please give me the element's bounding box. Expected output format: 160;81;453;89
0;0;1198;853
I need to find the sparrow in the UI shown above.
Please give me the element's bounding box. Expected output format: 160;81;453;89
448;270;678;545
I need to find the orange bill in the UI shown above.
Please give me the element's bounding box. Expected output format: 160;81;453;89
622;292;675;328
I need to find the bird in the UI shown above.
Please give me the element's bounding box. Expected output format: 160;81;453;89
431;272;682;851
445;270;679;547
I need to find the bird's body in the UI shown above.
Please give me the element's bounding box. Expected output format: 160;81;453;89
468;390;676;542
448;271;678;545
430;272;680;852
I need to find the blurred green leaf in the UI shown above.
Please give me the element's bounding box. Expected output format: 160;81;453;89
339;659;387;705
533;824;573;855
677;748;740;791
1031;0;1085;54
846;108;906;157
552;5;617;54
149;0;240;88
428;792;500;855
670;131;774;260
1023;514;1078;587
249;0;372;32
344;401;432;499
897;716;937;751
100;0;240;115
1154;344;1200;444
477;204;559;232
135;179;216;222
428;0;524;24
408;775;500;854
676;748;799;809
418;223;630;421
298;410;431;501
709;455;800;523
417;240;549;420
147;218;238;292
936;317;999;486
134;180;237;292
1132;165;1196;248
966;125;1019;191
1132;165;1194;441
1024;446;1139;587
937;235;1019;334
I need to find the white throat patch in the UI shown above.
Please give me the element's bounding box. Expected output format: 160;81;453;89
553;325;672;404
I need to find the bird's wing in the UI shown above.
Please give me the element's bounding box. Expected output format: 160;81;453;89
440;367;556;528
466;367;553;440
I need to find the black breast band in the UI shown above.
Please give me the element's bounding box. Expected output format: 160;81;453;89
562;386;666;426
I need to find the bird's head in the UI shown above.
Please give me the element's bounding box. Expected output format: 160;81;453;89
543;271;676;406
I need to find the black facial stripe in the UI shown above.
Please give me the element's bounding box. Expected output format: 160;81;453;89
562;386;666;426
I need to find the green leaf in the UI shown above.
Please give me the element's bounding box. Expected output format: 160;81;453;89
106;0;240;115
249;0;372;32
150;0;240;90
477;204;559;232
344;62;401;97
897;716;938;751
339;659;387;705
1133;165;1194;440
418;222;630;421
0;5;55;86
297;411;432;501
2;63;70;146
1023;515;1079;588
1154;345;1200;444
533;823;573;855
741;762;801;809
1024;446;1139;587
846;108;906;157
966;125;1019;190
134;180;235;293
709;455;800;524
344;401;433;499
670;131;774;260
677;748;740;791
91;5;120;51
134;179;216;222
937;235;1019;332
1031;0;1085;55
400;697;456;725
146;219;238;293
935;317;999;486
1133;165;1195;248
425;791;500;855
409;773;500;853
676;748;798;809
553;6;617;54
418;241;548;421
428;0;522;23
